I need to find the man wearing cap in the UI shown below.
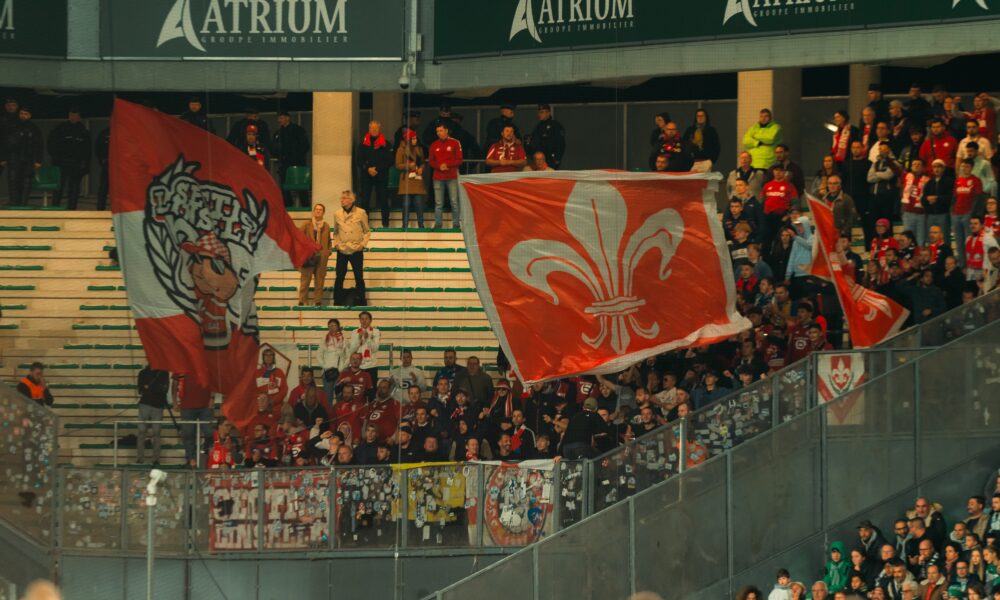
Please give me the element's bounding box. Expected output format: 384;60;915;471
485;104;521;150
526;104;566;170
227;107;270;152
240;124;268;169
760;162;798;250
485;124;527;173
272;111;310;207
356;120;393;228
47;107;91;210
2;105;42;205
864;83;889;122
179;96;213;132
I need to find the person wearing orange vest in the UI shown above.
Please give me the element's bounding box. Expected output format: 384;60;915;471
17;362;53;406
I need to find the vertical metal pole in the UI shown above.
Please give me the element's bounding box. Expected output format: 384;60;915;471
328;467;337;550
627;497;637;596
476;463;485;547
147;490;156;600
551;462;562;533
113;421;119;468
120;470;129;551
913;363;922;482
257;471;266;552
771;372;781;428
621;104;629;170
725;453;735;599
819;408;829;530
585;460;595;518
532;544;540;600
677;418;687;475
400;469;409;548
195;421;202;469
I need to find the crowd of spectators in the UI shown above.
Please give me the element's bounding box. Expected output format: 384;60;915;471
740;491;1000;600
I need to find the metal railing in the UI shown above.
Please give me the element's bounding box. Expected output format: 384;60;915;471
430;309;1000;599
111;419;208;468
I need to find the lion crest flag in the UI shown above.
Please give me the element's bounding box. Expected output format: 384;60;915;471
109;99;318;428
805;195;908;347
458;171;751;383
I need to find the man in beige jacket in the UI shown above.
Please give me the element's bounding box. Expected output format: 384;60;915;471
298;203;332;306
332;190;371;305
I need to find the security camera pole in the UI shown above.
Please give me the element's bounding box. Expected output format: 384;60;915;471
146;469;167;600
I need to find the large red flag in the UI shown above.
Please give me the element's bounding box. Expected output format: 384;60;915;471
806;196;908;348
458;171;751;383
109;99;318;429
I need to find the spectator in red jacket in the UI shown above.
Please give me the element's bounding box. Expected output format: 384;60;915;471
485;125;527;173
761;163;799;251
427;123;464;229
919;119;958;174
954;159;984;267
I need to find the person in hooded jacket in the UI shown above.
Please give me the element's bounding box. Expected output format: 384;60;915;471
785;215;814;300
824;541;853;593
683;108;721;173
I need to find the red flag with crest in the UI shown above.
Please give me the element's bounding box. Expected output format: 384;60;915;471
109;99;319;429
806;196;909;348
458;171;751;383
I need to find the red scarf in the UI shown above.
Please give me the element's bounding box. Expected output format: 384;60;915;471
832;125;852;161
966;231;988;270
928;239;945;263
325;331;343;346
363;133;387;149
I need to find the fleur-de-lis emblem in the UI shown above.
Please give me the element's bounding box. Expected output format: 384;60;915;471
830;357;853;392
831;255;894;322
508;181;684;355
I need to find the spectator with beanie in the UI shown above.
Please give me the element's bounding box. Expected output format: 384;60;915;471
239;124;267;169
227;106;270;152
47;107;91;210
526;104;566;169
393;110;421;150
3;105;42;205
356;120;393;227
428;123;464;229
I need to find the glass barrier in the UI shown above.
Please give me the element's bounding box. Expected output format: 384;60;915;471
125;468;189;554
430;317;1000;600
334;465;400;549
60;468;122;551
0;384;57;544
479;462;556;547
262;468;330;551
592;422;681;513
556;460;587;529
194;470;261;552
404;463;471;548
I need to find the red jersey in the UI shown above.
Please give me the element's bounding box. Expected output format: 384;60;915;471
332;398;366;446
985;214;1000;237
255;366;288;413
972;106;997;141
870;235;900;263
207;439;235;470
901;172;929;214
337;368;373;402
966;231;990;270
568;376;598;406
785;326;818;364
762;180;798;215
283;428;310;462
919;134;958;166
954;175;983;215
486;140;526;173
364;397;401;442
427;137;464;181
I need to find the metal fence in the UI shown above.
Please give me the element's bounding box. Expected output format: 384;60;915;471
431;309;1000;600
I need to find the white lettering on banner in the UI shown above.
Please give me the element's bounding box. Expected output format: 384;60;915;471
953;0;989;7
510;0;634;43
0;0;13;31
722;0;864;26
158;0;348;51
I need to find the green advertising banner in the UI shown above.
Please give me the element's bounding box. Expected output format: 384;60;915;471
434;0;1000;58
101;0;404;60
0;0;67;58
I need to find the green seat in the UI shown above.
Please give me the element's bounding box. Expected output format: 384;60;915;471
387;167;401;191
32;166;61;206
282;166;311;192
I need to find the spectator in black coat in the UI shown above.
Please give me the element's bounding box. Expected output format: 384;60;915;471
47;108;91;209
3;105;43;205
683;108;721;173
179;97;214;132
356;120;394;227
526;104;566;169
272;111;311;207
227;107;270;153
485;104;521;150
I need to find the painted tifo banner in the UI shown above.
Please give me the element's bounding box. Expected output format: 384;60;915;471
459;171;751;383
110;99;319;430
815;352;867;426
805;195;908;348
467;459;556;547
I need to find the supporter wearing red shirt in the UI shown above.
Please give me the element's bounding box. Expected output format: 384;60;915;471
427;123;464;229
364;379;402;442
761;163;798;250
965;216;999;280
331;384;366;446
953;159;984;267
485;125;527;173
919;119;958;171
869;218;900;265
255;348;288;415
337;352;373;402
244;393;279;448
900;158;930;246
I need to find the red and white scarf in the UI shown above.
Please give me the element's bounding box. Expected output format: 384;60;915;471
832;125;852;161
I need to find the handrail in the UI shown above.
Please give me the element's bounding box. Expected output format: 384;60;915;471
111;419;209;469
428;313;1000;599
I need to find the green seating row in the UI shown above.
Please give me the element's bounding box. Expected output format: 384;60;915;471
0;304;26;310
0;225;59;231
51;383;137;390
0;245;52;251
0;285;35;290
64;343;144;350
0;265;42;270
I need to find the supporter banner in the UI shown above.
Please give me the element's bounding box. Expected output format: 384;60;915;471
0;0;67;57
434;0;1000;58
204;471;259;551
459;171;750;383
469;460;556;546
110;99;319;431
100;0;404;59
815;352;866;425
806;196;908;348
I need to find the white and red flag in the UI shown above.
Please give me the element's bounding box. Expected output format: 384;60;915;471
109;99;318;428
805;195;908;348
458;171;751;384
